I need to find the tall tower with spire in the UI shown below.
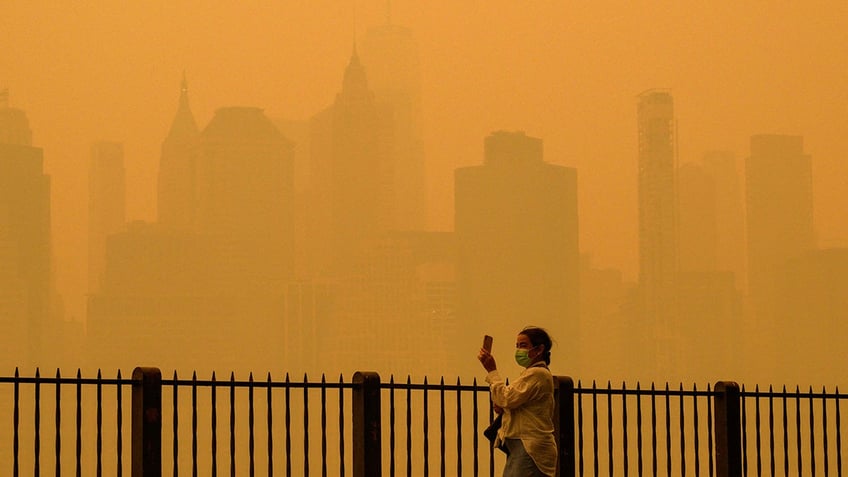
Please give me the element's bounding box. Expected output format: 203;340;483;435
361;11;426;231
158;74;200;231
326;47;393;270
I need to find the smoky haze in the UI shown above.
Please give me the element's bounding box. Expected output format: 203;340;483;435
1;2;846;386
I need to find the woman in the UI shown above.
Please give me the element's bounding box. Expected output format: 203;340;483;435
478;326;557;477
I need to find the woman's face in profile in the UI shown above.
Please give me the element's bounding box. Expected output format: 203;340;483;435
516;334;534;351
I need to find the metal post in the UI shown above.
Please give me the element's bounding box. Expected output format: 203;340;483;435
133;367;162;477
554;376;575;477
714;381;742;477
352;371;381;477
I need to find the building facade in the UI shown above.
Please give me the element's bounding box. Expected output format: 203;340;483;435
455;130;579;377
0;102;52;367
88;141;126;294
636;90;678;376
745;134;814;319
157;75;200;232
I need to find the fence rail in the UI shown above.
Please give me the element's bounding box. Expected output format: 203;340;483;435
2;367;845;477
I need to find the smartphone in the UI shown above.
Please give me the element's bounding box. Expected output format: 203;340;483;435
482;335;493;353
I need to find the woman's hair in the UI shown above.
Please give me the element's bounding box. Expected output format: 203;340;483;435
520;326;553;365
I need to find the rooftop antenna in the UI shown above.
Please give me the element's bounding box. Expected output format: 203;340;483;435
352;0;358;54
181;71;188;95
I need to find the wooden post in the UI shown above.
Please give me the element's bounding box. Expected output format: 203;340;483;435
353;371;381;477
132;367;162;477
554;376;575;477
714;381;742;477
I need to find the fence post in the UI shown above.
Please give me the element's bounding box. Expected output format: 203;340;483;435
133;367;162;477
714;381;741;477
554;376;575;477
353;371;382;477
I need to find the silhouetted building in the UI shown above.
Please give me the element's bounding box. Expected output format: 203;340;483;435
197;106;295;293
361;18;427;231
774;248;848;384
0;102;51;367
282;280;335;375
272;118;312;278
675;271;740;380
702;151;746;291
579;255;631;380
678;162;717;273
308;48;394;275
636;90;678;376
745;135;814;321
745;134;815;373
158;75;200;231
455;131;579;376
326;230;457;377
86;221;263;373
676;155;745;382
88;141;126;294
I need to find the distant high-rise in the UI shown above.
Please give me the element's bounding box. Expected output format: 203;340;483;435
702;151;746;291
88;141;125;294
309;48;394;274
158;75;200;231
455;131;579;375
677;162;717;272
197;106;295;293
0;100;51;366
361;18;426;231
745;134;814;319
676;153;745;379
636;90;678;375
774;248;848;384
86;220;277;374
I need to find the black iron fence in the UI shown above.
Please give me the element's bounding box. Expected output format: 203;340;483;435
1;367;845;477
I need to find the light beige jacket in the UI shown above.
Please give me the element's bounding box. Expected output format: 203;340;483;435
486;362;557;476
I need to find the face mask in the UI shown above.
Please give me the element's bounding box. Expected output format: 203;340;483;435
515;348;534;367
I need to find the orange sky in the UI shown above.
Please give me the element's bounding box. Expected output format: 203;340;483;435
2;1;846;321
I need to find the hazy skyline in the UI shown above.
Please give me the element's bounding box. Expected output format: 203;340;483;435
2;1;846;328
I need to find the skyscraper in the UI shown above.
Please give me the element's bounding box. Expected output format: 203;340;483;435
745;134;814;320
0;100;51;366
158;75;200;231
702;151;746;291
455;131;579;376
677;162;716;273
309;48;394;274
636;90;678;376
676;154;745;380
88;141;125;294
196;106;295;293
361;18;426;231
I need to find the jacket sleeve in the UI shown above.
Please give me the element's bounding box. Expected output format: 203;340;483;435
485;367;545;410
